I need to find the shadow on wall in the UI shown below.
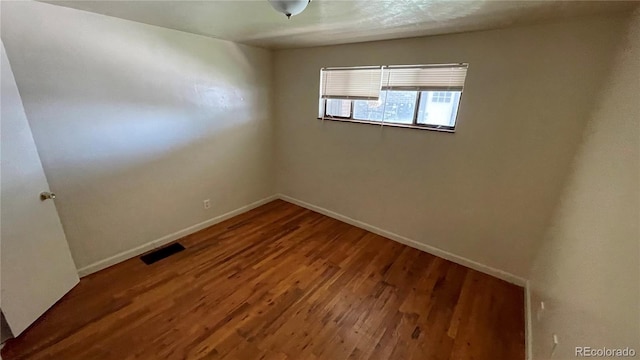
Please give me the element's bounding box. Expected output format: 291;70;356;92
1;1;274;270
528;9;640;358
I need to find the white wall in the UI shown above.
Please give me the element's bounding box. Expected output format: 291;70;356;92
274;15;627;279
1;1;274;272
529;10;640;359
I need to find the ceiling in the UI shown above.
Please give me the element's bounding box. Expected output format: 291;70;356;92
40;0;637;49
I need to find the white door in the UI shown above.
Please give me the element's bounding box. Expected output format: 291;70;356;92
1;42;79;336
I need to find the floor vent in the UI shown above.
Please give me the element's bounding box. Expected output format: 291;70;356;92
140;243;185;265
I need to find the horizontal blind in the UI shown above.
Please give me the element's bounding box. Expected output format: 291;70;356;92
382;64;468;91
320;66;382;100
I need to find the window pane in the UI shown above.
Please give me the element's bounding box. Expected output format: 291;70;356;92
417;91;461;127
353;92;385;121
354;90;417;124
325;99;351;117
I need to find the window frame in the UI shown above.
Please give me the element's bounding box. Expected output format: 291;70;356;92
324;98;353;120
319;89;460;133
318;63;467;133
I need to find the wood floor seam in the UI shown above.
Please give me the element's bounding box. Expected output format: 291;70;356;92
2;200;525;360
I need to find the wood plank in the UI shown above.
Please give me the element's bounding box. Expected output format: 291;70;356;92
1;199;524;360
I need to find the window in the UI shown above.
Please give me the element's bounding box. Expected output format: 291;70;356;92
354;91;417;124
417;91;462;126
325;99;351;118
319;64;468;131
431;92;452;103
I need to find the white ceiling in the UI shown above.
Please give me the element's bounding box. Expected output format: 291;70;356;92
40;0;637;49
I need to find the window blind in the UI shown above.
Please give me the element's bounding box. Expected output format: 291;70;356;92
320;66;382;100
381;64;468;91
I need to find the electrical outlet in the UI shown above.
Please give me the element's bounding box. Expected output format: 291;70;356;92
203;199;211;209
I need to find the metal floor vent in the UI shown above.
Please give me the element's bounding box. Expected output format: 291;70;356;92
140;243;185;265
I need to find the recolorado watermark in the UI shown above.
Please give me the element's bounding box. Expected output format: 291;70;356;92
576;347;637;357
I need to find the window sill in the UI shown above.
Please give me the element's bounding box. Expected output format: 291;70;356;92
316;117;456;133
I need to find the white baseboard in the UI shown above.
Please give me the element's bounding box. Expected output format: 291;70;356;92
525;280;533;360
77;194;279;277
78;192;528;288
277;193;527;287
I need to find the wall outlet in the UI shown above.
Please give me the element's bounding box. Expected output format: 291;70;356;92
203;199;211;209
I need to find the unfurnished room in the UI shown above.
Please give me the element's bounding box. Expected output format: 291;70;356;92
0;0;639;359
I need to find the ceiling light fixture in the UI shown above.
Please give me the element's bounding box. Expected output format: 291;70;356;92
268;0;311;19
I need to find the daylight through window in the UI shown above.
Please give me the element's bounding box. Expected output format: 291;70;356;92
319;64;468;131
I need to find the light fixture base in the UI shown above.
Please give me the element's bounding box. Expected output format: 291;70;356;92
268;0;311;18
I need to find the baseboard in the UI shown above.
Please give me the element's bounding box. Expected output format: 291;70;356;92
77;192;528;288
525;280;533;360
277;193;527;287
77;194;279;277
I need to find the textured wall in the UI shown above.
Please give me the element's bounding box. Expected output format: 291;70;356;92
529;10;640;359
2;1;275;271
274;15;626;279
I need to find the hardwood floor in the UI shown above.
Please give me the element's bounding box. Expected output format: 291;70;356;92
2;200;525;360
